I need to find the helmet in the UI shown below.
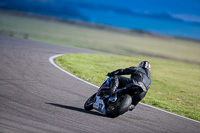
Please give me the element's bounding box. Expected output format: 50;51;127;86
138;61;151;70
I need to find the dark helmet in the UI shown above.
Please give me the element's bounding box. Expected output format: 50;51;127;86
138;61;151;70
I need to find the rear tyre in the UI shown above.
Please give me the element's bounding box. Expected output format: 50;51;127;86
84;93;96;111
106;94;132;118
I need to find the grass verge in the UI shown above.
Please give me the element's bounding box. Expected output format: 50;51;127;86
56;53;200;121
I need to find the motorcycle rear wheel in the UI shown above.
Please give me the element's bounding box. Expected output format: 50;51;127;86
84;93;96;111
106;94;132;118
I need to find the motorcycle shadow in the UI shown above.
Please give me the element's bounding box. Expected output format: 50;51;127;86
46;103;105;117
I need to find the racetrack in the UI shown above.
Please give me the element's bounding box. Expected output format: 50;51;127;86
0;35;199;133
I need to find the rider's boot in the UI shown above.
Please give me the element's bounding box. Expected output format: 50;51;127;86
128;104;135;111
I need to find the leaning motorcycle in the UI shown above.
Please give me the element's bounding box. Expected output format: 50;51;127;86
84;77;134;118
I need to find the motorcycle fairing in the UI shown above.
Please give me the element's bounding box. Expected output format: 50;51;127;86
93;96;106;114
98;77;110;92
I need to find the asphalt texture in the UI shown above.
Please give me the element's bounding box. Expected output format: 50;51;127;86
0;35;199;133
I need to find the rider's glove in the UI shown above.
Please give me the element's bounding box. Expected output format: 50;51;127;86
107;72;113;77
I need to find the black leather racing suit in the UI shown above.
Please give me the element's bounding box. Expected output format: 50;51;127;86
108;66;151;106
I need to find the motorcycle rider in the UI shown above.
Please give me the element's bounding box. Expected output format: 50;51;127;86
107;61;151;111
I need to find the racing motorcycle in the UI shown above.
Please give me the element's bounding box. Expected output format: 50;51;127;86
84;77;139;118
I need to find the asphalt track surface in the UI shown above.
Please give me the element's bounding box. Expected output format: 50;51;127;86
0;35;199;133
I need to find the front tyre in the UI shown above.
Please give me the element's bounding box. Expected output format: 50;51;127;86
84;93;96;111
106;94;132;118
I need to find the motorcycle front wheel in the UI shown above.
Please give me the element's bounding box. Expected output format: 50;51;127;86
106;94;132;118
84;93;96;111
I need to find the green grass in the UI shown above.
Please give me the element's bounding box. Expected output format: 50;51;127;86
56;53;200;121
1;10;200;65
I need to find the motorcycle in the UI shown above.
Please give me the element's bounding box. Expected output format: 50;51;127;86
84;77;136;118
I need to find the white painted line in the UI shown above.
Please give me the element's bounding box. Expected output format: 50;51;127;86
49;54;99;88
49;54;200;124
